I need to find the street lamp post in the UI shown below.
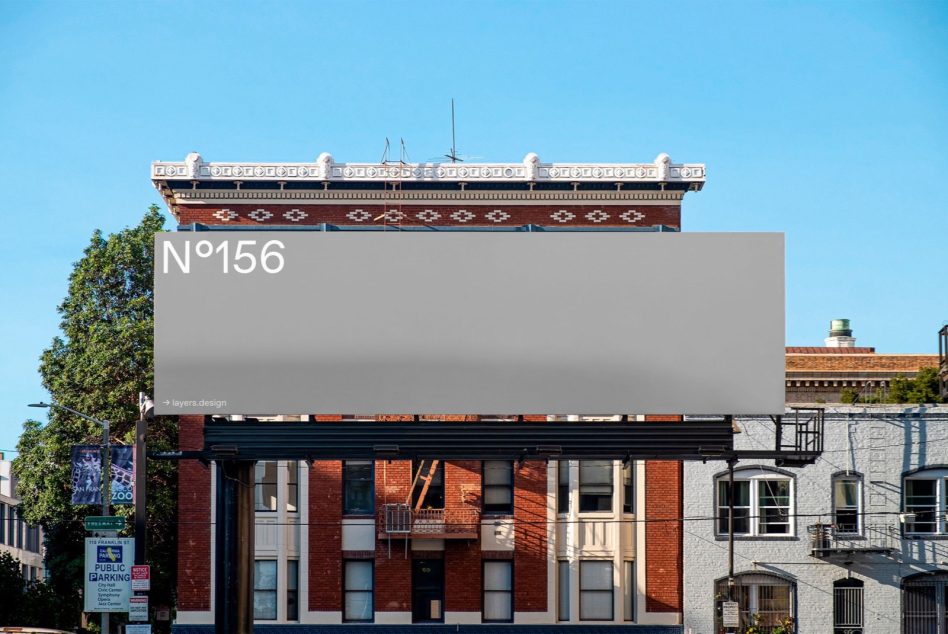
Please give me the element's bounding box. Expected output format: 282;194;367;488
30;401;112;634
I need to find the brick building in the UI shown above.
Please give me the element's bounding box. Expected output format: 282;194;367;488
153;151;705;631
786;320;939;403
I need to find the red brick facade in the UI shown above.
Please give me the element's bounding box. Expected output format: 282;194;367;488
513;461;548;612
643;415;683;614
176;414;211;611
309;461;342;611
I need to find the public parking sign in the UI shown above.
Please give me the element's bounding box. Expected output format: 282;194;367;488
84;537;134;612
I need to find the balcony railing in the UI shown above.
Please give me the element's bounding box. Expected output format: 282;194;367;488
380;503;480;539
808;522;898;558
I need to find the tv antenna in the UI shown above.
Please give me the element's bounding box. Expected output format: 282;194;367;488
445;98;462;163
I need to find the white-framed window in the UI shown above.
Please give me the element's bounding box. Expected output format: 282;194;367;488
622;463;634;514
579;560;614;621
902;469;948;534
253;559;278;620
579;461;613;513
558;560;570;621
623;560;635;622
482;560;513;622
557;461;570;514
287;560;299;621
832;473;862;535
716;468;794;537
715;572;794;633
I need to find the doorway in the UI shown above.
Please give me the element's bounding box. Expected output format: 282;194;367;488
412;558;445;623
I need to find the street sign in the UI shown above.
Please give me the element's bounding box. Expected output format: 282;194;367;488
126;625;152;634
85;515;126;532
129;595;148;621
722;600;740;628
84;537;134;612
131;564;151;591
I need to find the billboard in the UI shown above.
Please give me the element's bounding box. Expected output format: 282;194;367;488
155;232;784;415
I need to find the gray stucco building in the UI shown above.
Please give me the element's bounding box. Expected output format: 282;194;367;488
684;406;948;634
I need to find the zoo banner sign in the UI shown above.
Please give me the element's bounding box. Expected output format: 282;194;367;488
84;537;134;612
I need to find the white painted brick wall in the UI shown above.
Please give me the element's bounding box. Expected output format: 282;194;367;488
684;406;948;634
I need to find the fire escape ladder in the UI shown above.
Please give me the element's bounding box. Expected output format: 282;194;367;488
410;459;440;510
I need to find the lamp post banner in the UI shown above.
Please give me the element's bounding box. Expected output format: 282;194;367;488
71;445;103;506
110;446;134;505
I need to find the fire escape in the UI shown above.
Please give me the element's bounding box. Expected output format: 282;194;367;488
380;459;480;553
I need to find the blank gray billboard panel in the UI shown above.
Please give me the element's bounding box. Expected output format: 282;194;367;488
154;232;784;415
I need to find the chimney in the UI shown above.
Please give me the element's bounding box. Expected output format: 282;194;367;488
825;318;856;348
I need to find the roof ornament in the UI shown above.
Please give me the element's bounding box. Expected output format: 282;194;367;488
316;152;334;180
523;152;540;181
654;153;671;182
185;152;204;179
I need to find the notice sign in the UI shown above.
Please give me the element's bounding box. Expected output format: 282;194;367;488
722;601;740;627
131;565;150;591
84;537;134;612
129;595;148;621
127;625;152;634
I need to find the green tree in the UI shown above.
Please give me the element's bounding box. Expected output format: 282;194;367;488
13;206;177;629
887;367;943;404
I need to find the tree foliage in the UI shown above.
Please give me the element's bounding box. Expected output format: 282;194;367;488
839;367;944;405
0;551;75;628
13;206;177;628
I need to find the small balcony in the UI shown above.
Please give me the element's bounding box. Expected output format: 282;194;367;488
380;503;480;540
808;522;897;559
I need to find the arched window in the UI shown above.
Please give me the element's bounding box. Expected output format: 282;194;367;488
716;467;795;537
902;572;948;633
833;578;863;634
902;467;948;535
832;472;863;535
714;572;794;633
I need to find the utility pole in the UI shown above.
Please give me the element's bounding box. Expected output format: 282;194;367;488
135;393;154;566
29;401;113;634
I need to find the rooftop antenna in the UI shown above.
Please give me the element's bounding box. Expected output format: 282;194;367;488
445;98;462;163
380;137;391;164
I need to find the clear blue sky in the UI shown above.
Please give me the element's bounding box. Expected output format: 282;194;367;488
1;1;946;455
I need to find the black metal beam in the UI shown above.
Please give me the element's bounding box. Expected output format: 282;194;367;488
201;420;735;461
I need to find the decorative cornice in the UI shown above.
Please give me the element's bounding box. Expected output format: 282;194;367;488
152;151;705;187
170;189;686;204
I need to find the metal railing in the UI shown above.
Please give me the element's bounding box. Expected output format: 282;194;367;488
809;522;898;555
381;503;480;536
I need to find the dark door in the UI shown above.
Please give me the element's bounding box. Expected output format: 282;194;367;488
412;559;444;623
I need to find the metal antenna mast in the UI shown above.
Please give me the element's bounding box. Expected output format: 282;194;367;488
445;98;462;163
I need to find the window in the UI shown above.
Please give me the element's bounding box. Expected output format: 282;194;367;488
343;461;374;515
15;508;23;548
622;464;634;514
411;460;444;509
832;474;861;534
483;560;513;622
286;461;298;513
623;561;634;621
483;461;513;515
579;461;613;513
716;468;793;537
0;503;5;544
253;560;277;620
904;472;944;534
558;560;570;621
833;578;863;634
715;573;794;633
344;560;374;622
579;560;613;621
254;462;278;512
902;573;948;634
287;560;299;621
557;461;570;514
